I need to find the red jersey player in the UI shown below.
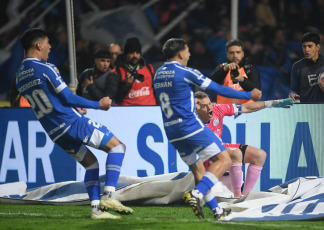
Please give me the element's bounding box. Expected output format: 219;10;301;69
195;91;293;197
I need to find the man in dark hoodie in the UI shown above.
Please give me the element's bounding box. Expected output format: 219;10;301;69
113;37;156;105
77;48;119;104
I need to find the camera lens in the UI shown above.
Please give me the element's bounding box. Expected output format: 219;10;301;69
230;69;239;83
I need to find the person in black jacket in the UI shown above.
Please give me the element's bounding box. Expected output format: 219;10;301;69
77;48;119;104
289;31;324;103
209;39;261;104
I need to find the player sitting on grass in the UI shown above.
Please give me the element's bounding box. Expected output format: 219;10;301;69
195;91;293;197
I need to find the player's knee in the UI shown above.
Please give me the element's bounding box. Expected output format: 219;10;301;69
222;151;232;170
255;149;266;166
109;143;126;154
259;149;267;164
224;157;232;170
72;146;100;168
229;148;242;163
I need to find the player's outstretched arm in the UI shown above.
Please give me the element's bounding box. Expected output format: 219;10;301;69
241;101;267;113
242;98;294;113
265;98;294;108
99;96;112;111
58;87;100;109
206;80;262;101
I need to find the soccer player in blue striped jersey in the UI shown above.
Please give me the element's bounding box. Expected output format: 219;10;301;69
16;28;133;219
153;38;261;219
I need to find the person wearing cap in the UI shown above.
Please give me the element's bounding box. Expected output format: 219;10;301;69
113;37;156;105
289;31;324;103
77;48;119;103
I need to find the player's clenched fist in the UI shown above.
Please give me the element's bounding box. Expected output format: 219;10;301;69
251;88;262;101
99;96;112;110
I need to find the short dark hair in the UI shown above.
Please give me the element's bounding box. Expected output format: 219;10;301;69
162;38;187;60
94;48;111;59
225;38;244;51
195;91;209;99
302;31;320;45
21;28;48;52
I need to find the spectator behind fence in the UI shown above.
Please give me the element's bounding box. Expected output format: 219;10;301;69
209;38;261;104
77;48;119;104
319;31;324;56
188;39;214;72
255;0;276;28
108;42;122;71
263;28;293;83
289;31;324;103
205;28;227;67
113;37;156;105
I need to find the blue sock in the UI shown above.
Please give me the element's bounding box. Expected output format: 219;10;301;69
203;192;218;210
195;172;218;195
84;164;100;202
105;145;125;188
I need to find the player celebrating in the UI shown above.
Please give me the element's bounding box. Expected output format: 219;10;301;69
16;28;133;219
153;38;261;219
195;91;293;197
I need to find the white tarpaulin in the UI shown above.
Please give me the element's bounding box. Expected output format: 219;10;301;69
221;176;324;221
0;173;323;221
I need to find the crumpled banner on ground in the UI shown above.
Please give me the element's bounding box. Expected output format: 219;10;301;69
0;172;323;221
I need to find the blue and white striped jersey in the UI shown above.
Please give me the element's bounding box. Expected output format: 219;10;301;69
153;61;251;142
16;57;99;141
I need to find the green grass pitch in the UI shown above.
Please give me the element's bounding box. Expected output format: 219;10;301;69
0;204;324;230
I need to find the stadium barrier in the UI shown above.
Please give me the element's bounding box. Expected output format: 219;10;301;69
0;104;323;190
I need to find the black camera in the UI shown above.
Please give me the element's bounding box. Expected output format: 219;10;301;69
129;68;144;82
230;68;239;83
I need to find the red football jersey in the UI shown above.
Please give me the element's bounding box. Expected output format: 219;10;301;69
205;103;240;138
203;103;241;169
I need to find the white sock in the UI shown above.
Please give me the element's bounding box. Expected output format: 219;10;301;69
91;200;100;211
214;206;223;214
192;189;203;199
103;186;115;198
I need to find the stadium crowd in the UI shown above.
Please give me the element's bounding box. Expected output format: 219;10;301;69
1;0;324;103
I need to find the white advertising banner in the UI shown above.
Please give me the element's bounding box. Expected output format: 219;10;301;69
0;104;323;191
83;104;324;192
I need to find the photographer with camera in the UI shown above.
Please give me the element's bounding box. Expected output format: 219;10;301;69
113;37;156;105
77;48;119;104
209;39;261;104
